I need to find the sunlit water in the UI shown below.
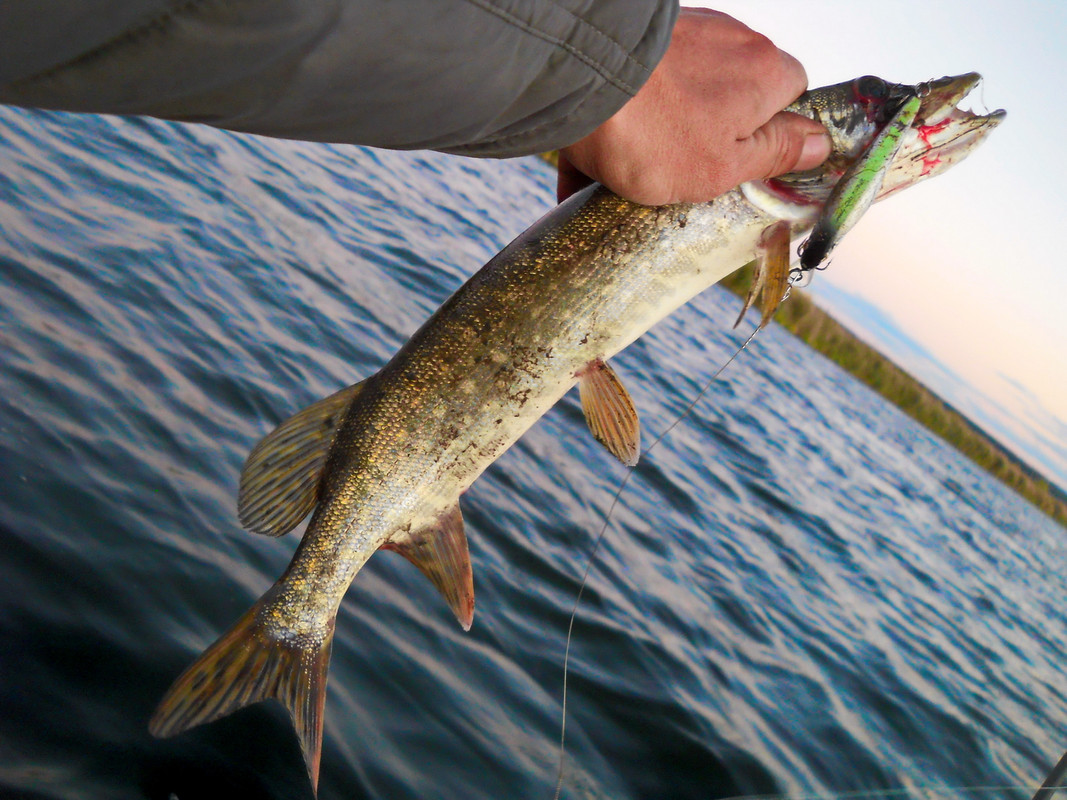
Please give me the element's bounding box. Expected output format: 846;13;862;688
0;106;1064;800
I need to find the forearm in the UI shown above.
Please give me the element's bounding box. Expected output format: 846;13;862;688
0;0;677;157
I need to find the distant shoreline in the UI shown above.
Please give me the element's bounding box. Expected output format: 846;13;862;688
720;264;1067;528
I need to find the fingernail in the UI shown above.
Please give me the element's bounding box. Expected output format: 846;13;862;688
801;132;832;166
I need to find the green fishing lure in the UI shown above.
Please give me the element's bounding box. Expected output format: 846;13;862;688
801;93;922;270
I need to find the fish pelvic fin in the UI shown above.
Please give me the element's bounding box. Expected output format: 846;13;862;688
733;256;766;329
756;220;793;329
577;358;640;467
734;221;792;329
149;589;335;794
239;380;369;536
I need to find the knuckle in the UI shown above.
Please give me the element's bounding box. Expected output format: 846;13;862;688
740;29;780;64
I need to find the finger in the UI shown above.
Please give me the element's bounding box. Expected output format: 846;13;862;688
773;49;809;109
742;49;810;129
738;110;831;182
674;9;808;127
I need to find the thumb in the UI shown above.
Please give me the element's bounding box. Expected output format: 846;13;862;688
743;111;831;181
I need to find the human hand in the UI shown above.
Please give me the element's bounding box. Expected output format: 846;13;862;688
557;7;831;205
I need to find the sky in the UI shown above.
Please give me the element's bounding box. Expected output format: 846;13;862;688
704;0;1067;491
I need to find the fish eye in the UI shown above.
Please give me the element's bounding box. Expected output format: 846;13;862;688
854;76;888;102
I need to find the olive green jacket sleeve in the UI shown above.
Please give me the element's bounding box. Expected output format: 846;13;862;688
0;0;677;157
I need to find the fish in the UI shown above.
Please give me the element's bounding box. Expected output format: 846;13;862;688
148;73;1004;792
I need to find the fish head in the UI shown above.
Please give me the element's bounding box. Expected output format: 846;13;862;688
789;74;919;162
744;73;1005;218
876;72;1006;200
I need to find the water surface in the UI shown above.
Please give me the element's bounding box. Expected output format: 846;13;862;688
0;106;1064;800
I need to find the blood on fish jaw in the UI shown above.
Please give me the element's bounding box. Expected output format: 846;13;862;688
763;178;824;206
916;119;953;176
918;119;953;147
920;153;944;177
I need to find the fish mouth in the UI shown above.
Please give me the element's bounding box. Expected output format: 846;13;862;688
878;72;1006;198
742;72;1004;219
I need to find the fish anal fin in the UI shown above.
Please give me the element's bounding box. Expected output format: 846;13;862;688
577;358;640;466
238;380;369;536
149;588;335;795
382;503;475;631
755;220;792;329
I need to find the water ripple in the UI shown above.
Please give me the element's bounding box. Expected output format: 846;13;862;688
0;105;1063;800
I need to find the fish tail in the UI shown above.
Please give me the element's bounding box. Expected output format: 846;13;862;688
148;589;335;794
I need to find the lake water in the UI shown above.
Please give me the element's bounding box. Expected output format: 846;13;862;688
1;105;1064;800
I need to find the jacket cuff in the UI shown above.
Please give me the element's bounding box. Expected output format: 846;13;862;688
442;0;679;157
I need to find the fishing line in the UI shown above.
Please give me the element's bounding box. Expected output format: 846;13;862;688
552;262;1060;800
552;283;795;799
977;77;990;116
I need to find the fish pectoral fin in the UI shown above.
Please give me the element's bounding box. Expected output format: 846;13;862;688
382;503;475;631
755;220;792;329
733;256;766;328
577;358;640;467
238;380;369;536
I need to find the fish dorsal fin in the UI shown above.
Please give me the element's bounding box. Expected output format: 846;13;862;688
238;380;368;536
381;503;475;631
577;358;640;467
734;220;792;329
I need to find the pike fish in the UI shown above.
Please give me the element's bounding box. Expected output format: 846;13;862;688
149;73;1004;791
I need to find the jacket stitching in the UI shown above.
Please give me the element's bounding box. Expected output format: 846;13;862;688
537;0;655;75
460;0;649;96
6;0;217;89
